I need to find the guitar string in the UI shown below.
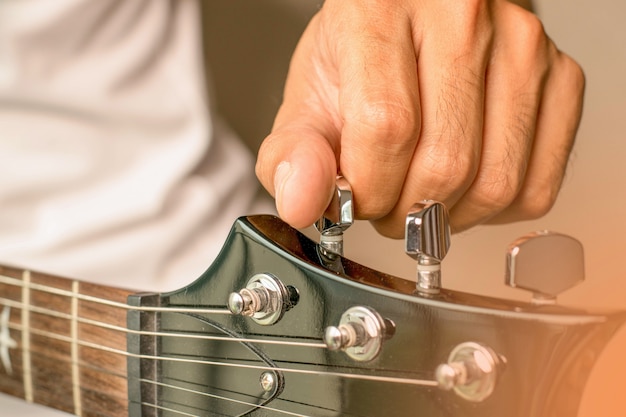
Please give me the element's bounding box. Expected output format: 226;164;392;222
0;273;608;325
0;296;325;349
0;275;440;388
6;320;439;388
139;402;199;417
9;319;439;414
0;274;440;415
138;379;315;417
0;274;227;315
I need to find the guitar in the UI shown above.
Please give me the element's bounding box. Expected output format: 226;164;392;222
0;214;624;416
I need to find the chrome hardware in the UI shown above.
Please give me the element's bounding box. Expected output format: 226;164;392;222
315;176;353;256
506;231;584;304
435;342;505;402
259;371;276;392
227;273;299;325
324;306;393;362
405;201;451;294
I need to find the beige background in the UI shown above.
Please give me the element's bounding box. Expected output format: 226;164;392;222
203;1;626;415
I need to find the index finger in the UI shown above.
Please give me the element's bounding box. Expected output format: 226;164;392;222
328;1;421;219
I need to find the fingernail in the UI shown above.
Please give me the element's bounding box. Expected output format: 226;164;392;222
274;161;292;214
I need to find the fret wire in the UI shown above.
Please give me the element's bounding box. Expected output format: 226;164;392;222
21;270;33;403
71;280;82;417
8;321;129;401
0;296;326;349
8;321;437;388
139;379;313;417
0;274;227;315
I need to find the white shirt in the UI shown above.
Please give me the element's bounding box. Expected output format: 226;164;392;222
0;0;274;414
0;0;271;296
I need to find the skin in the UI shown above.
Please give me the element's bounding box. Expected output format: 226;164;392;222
255;0;585;238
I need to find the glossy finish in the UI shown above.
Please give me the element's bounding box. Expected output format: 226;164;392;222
129;215;626;417
506;231;585;303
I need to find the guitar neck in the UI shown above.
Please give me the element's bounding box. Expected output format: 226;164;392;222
0;265;132;417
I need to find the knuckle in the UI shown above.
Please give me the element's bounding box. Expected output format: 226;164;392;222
347;97;419;149
505;8;552;70
419;145;477;195
447;0;494;50
559;53;586;96
519;12;547;47
454;0;491;26
502;2;547;46
471;172;521;211
351;182;398;220
517;183;559;219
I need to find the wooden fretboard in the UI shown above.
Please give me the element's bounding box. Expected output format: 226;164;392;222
0;265;132;416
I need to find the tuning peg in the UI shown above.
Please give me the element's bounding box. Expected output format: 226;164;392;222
314;176;353;256
227;273;299;325
505;231;584;304
435;342;505;402
405;201;451;294
323;306;393;362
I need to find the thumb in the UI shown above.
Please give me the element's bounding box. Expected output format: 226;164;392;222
256;125;338;229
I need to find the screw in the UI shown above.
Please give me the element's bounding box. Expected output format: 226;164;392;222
259;371;276;392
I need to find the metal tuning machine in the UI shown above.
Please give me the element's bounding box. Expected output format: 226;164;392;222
314;176;354;257
405;201;451;295
505;231;585;304
227;273;299;325
323;306;394;362
435;342;506;402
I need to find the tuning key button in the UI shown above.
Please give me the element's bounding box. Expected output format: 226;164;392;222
405;201;451;294
315;176;354;257
435;342;505;402
505;231;585;304
227;273;299;325
324;306;394;362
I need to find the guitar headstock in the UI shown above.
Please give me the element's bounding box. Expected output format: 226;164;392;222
127;206;626;416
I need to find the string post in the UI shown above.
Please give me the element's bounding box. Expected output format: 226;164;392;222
435;342;505;402
324;306;393;362
405;201;450;295
228;273;299;326
315;176;353;257
227;288;268;317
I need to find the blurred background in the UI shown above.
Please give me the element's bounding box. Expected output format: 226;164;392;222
203;1;626;415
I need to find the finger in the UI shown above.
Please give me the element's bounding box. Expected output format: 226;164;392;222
488;49;585;224
371;3;494;237
256;14;343;229
447;8;549;231
256;121;338;229
324;1;421;219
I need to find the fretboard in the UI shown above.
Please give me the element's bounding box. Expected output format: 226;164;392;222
0;265;132;417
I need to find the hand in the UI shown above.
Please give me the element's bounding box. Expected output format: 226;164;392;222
255;0;584;238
